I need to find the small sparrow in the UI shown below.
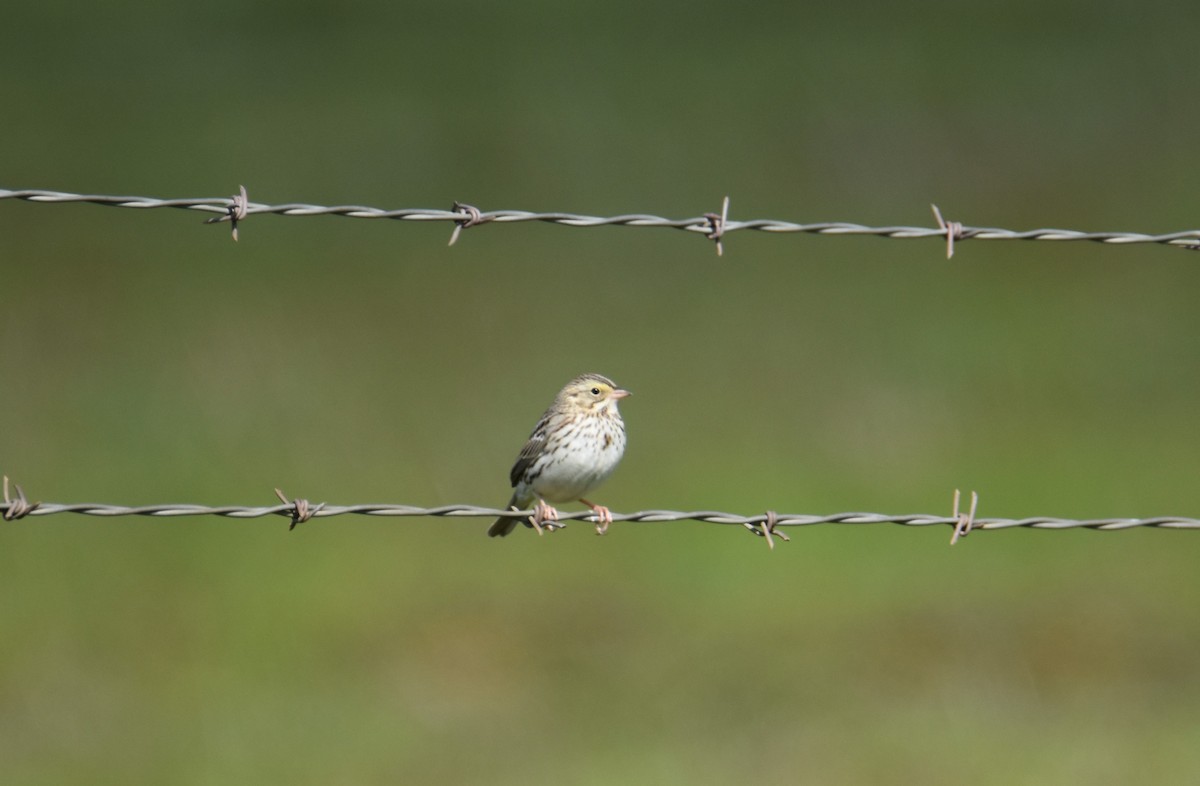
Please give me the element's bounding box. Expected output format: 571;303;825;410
488;373;630;537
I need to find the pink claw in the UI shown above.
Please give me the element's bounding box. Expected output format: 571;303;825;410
532;499;561;535
581;499;613;535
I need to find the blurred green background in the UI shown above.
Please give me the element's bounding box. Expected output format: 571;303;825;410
3;1;1200;782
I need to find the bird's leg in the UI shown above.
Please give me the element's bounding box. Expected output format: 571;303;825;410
532;498;561;535
580;498;613;535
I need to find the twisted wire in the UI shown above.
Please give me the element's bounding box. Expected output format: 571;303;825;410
2;500;1197;531
4;187;1200;249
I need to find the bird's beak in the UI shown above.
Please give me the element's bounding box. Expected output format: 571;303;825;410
611;389;631;400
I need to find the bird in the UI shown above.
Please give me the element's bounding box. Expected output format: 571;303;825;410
488;373;630;537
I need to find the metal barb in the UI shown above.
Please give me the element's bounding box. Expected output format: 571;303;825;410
931;203;965;259
448;201;490;246
274;487;325;530
2;476;39;521
204;185;249;241
950;489;979;545
743;510;790;549
703;195;730;256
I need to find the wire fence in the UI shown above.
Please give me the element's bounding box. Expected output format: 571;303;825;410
2;482;1196;549
6;189;1198;548
4;186;1200;256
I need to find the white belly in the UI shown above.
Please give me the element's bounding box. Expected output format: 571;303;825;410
528;420;626;502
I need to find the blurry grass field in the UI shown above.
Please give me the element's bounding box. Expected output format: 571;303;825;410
3;1;1200;783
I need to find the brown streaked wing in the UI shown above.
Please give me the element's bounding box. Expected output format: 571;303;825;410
509;412;552;487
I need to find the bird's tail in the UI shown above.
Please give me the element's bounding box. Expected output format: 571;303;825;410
488;492;531;538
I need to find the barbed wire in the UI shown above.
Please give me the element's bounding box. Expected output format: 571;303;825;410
4;187;1200;255
2;481;1196;549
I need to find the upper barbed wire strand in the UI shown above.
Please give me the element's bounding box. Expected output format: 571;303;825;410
4;188;1200;248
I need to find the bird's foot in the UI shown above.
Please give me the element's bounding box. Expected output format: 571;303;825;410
532;499;562;535
581;498;613;535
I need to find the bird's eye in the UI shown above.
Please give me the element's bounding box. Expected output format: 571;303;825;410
590;387;601;396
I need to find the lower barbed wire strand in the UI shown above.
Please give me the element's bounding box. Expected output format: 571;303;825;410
1;501;1198;530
